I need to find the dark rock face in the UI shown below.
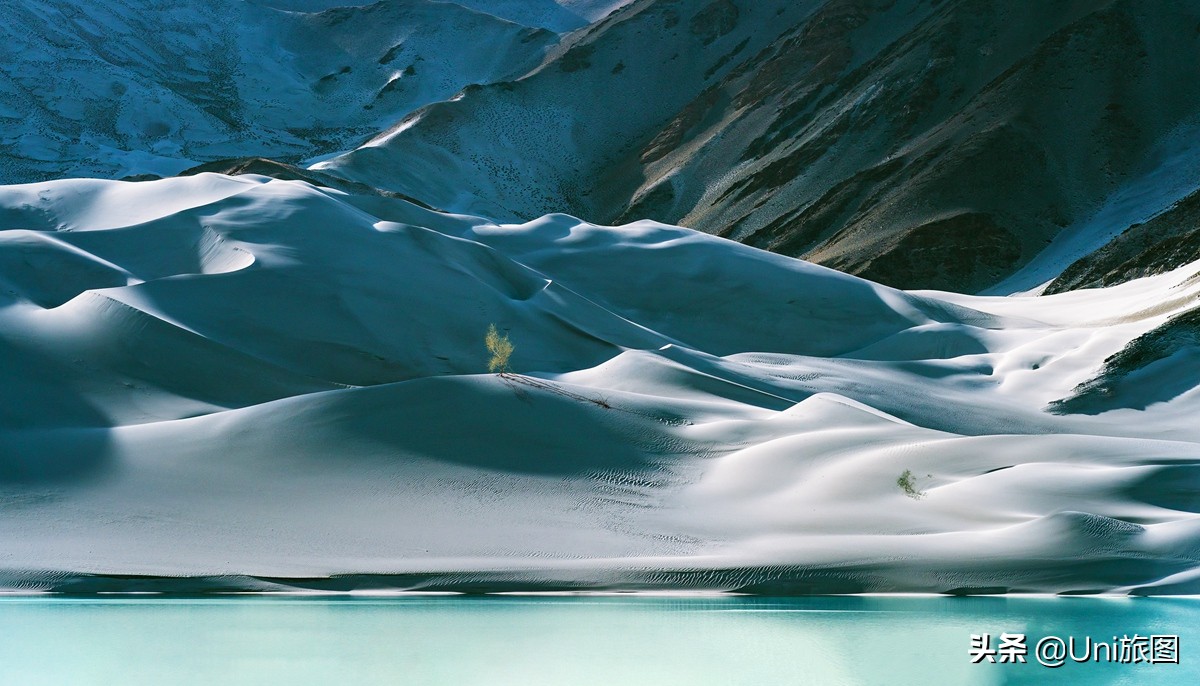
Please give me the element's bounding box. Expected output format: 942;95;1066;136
1045;190;1200;294
833;212;1022;294
645;0;1200;292
1048;307;1200;415
689;0;739;45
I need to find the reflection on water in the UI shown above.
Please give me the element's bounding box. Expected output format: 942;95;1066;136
0;595;1196;685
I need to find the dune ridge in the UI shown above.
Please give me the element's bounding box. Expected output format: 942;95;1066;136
2;174;1199;594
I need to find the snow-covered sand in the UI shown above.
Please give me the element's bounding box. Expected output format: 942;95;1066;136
2;174;1199;594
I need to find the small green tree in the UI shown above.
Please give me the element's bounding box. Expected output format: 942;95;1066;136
485;323;514;373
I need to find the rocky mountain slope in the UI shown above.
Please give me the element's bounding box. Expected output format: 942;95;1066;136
0;0;557;183
450;0;633;31
319;0;1200;292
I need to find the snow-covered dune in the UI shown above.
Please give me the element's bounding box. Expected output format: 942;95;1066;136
2;174;1199;594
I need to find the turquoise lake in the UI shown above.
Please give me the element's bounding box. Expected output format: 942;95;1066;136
0;595;1196;685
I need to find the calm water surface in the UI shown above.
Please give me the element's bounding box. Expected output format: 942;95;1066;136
0;595;1196;685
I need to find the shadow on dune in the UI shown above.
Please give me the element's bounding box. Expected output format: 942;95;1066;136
0;339;115;484
1125;464;1200;514
308;375;664;477
0;427;114;484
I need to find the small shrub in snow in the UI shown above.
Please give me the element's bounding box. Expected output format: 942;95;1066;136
897;469;925;499
486;323;514;373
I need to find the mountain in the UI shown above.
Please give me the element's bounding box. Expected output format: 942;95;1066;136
316;0;816;222
3;174;1200;593
449;0;632;31
317;0;1200;293
0;0;557;183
